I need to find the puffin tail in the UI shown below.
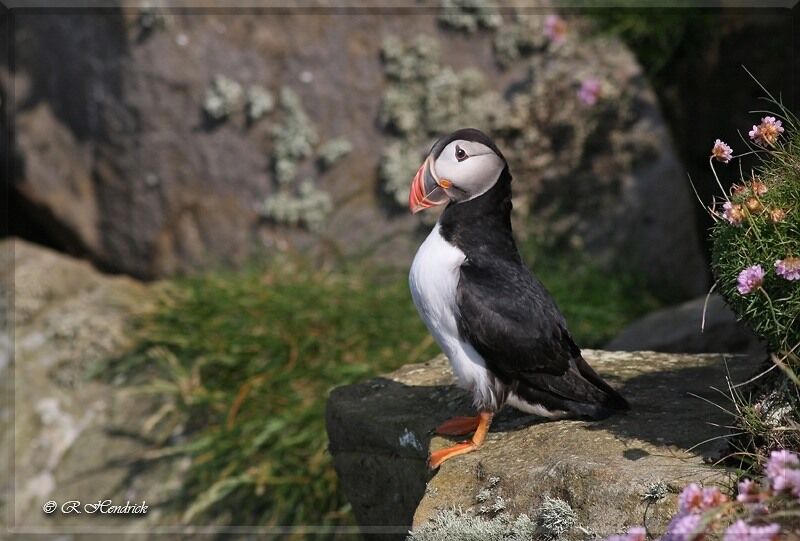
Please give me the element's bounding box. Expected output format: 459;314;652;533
514;354;629;421
572;354;629;418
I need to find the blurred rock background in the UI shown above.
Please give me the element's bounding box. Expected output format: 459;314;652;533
1;1;796;536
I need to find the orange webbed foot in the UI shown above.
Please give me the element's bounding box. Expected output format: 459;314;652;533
434;415;481;436
428;411;493;470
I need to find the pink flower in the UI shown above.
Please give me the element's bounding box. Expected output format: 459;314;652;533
701;486;726;508
736;478;763;503
664;513;703;541
775;257;800;281
678;483;704;513
578;78;602;106
711;139;733;163
766;449;800;497
544;14;567;44
737;265;765;295
723;520;781;541
605;526;647;541
749;116;785;145
750;180;768;196
722;202;745;225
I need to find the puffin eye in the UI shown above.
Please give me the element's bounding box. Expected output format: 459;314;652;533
455;145;468;162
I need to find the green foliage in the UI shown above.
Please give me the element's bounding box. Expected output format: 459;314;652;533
584;7;717;79
707;92;800;474
107;261;438;531
710;113;800;355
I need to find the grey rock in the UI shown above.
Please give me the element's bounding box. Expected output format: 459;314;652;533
9;8;706;298
327;351;756;540
0;239;182;536
606;294;766;356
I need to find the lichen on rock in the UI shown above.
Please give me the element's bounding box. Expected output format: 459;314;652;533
492;13;549;67
262;179;332;232
271;86;318;184
202;74;244;121
438;0;503;33
317;137;353;170
407;508;536;541
378;35;512;206
536;497;577;539
246;85;274;122
261;87;340;231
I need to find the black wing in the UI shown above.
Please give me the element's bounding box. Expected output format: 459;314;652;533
456;259;628;417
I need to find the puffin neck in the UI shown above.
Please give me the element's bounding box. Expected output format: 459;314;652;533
438;167;518;261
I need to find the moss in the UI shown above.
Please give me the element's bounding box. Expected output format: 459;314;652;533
438;0;503;34
202;75;243;121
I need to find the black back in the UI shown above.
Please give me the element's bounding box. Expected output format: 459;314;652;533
440;167;629;418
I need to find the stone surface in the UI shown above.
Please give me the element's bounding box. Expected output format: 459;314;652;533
0;239;184;536
606;294;766;357
7;5;707;298
326;351;757;540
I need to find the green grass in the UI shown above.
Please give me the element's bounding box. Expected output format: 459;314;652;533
104;252;659;533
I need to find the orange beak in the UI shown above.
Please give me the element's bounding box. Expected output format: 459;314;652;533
409;156;450;214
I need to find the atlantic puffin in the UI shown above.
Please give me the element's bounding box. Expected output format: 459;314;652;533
408;128;629;469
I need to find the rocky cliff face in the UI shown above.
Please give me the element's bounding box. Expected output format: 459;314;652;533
326;352;756;540
0;239;184;534
7;5;707;297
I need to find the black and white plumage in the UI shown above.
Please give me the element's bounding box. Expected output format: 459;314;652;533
409;129;628;467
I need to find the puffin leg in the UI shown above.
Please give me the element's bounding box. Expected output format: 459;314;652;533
434;415;481;436
428;411;493;469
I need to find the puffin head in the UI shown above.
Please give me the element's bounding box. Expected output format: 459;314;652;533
409;128;507;214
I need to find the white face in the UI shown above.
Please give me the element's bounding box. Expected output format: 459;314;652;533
432;140;505;202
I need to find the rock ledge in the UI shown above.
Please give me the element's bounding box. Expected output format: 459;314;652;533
327;351;755;539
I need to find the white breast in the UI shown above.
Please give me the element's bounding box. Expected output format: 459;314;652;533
409;223;506;411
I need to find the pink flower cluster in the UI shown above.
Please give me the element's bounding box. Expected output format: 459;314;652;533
605;526;646;541
723;520;781;541
711;139;733;163
735;257;799;296
749;116;785;146
737;265;765;295
578;78;602;106
766;449;800;497
544;14;567;44
601;452;800;541
775;257;800;281
722;201;745;226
